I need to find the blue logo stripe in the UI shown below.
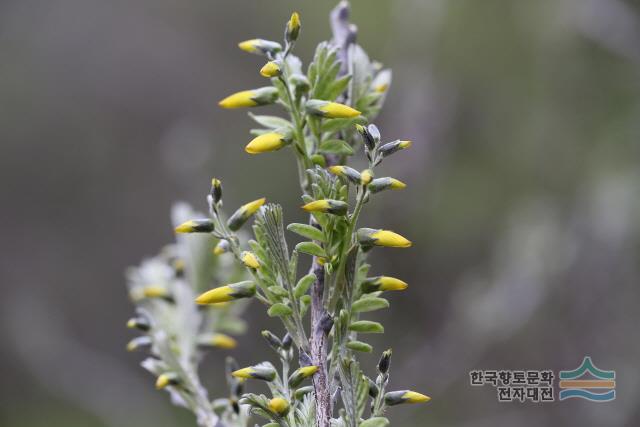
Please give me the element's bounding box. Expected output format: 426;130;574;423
559;389;615;402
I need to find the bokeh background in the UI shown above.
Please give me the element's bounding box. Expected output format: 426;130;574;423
1;0;639;426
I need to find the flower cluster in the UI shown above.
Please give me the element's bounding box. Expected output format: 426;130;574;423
126;203;252;427
127;4;429;427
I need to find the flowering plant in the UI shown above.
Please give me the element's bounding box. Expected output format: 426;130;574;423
126;3;429;426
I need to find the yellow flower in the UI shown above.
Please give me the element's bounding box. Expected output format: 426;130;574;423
155;373;180;390
371;230;412;248
379;139;412;157
219;87;278;109
241;251;260;269
232;365;276;381
357;228;412;248
268;397;290;415
384;390;431;405
362;276;408;292
301;199;348;215
238;39;282;55
246;133;287;154
142;285;169;299
219;90;257;108
360;169;374;185
213;239;230;255
195;281;256;305
288;365;319;387
260;61;282;78
368;177;407;193
305;99;361;118
328;165;362;185
227;198;267;231
175;219;214;233
286;12;301;42
200;333;237;349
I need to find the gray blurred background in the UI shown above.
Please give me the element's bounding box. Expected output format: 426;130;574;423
1;0;639;426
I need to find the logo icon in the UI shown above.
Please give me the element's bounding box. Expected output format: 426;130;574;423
559;356;615;402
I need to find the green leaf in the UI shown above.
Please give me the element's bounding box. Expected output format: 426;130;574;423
352;297;389;313
346;340;373;353
360;417;390;427
248;113;291;129
268;285;288;298
287;223;325;242
318;139;354;155
295;241;326;257
321;116;366;133
294;273;316;297
268;303;293;317
348;321;384;333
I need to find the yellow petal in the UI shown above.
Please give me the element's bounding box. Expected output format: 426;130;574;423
195;285;233;304
403;391;431;403
241;251;260;269
232;367;255;379
242;197;266;215
211;333;237;349
320;102;361;118
246;133;285;154
378;276;408;291
298;365;319;377
389;178;407;190
238;39;259;53
371;230;412;248
155;374;171;389
260;61;281;78
302;200;331;212
268;397;289;414
219;90;257;109
142;286;168;299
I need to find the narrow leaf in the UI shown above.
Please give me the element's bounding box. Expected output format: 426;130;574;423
348;321;384;333
295;241;326;257
318;139;354;155
268;303;293;317
294;273;316;298
346;340;373;353
287;223;325;242
352;297;389;313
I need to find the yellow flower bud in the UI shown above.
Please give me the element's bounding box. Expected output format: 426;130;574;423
357;228;412;248
268;396;290;415
142;285;170;299
371;230;412;248
155;373;180;390
360;169;374;185
199;333;237;349
301;199;348;215
241;251;260;269
286;12;301;42
219;87;278;109
232;365;276;381
175;219;215;233
362;276;408;292
288;365;319;387
305;99;361;119
260;61;282;78
245;133;287;154
195;281;256;305
227;198;266;231
238;39;282;55
384;390;431;405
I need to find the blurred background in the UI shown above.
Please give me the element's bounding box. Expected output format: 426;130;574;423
1;0;639;426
